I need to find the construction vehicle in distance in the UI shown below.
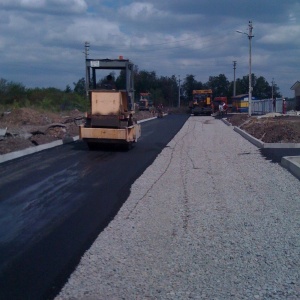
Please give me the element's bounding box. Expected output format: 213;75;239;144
79;57;141;150
138;92;151;111
189;89;213;116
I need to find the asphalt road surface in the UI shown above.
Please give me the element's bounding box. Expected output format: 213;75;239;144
55;116;300;300
0;114;189;300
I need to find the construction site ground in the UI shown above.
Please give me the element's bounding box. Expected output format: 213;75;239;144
226;113;300;143
1;108;300;155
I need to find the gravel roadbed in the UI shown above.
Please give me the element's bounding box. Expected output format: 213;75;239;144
56;116;300;300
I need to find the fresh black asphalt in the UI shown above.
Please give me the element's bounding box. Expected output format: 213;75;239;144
0;114;189;300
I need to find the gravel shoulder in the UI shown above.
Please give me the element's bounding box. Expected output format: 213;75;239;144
56;116;300;300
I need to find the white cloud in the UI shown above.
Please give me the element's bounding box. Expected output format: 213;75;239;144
259;25;300;45
18;0;46;9
46;17;124;45
119;2;167;20
0;1;299;97
0;0;87;14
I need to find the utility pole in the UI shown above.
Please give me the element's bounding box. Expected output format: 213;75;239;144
248;21;254;116
84;41;90;98
233;61;237;97
178;75;181;108
236;21;254;116
271;78;275;112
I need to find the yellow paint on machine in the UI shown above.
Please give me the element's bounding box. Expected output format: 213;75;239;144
80;124;141;142
91;91;129;115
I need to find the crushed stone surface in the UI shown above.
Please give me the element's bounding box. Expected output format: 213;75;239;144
55;116;299;299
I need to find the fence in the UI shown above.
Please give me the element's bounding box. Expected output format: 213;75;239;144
251;98;284;115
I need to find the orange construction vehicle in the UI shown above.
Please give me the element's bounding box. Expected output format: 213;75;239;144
79;57;141;150
138;92;151;111
189;89;213;116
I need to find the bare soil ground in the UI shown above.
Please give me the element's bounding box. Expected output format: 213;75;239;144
227;113;300;143
0;108;156;154
1;108;300;155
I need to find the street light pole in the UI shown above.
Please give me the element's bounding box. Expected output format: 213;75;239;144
84;41;90;99
233;61;237;97
236;21;254;116
178;75;181;108
248;21;253;116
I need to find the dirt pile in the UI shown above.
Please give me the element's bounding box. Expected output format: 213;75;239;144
0;108;85;154
227;114;300;143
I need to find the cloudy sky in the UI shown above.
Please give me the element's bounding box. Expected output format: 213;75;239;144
0;0;299;97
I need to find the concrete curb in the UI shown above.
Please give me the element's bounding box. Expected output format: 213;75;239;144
221;118;232;126
137;117;157;123
281;156;300;180
232;125;300;180
233;126;264;148
0;136;79;164
233;126;300;150
137;113;167;123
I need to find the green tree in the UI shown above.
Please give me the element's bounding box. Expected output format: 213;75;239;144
73;78;86;96
134;70;158;100
9;82;26;100
205;74;230;98
270;82;281;99
64;85;72;93
181;74;203;104
0;78;9;105
155;76;172;107
253;76;270;99
235;75;250;96
0;78;8;93
233;74;281;99
149;88;165;106
0;81;26;105
116;70;126;89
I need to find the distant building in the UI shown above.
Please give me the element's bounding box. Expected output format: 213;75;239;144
290;81;300;110
231;94;257;113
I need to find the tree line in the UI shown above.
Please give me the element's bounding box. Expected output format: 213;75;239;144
0;78;88;112
74;69;282;107
0;69;283;111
